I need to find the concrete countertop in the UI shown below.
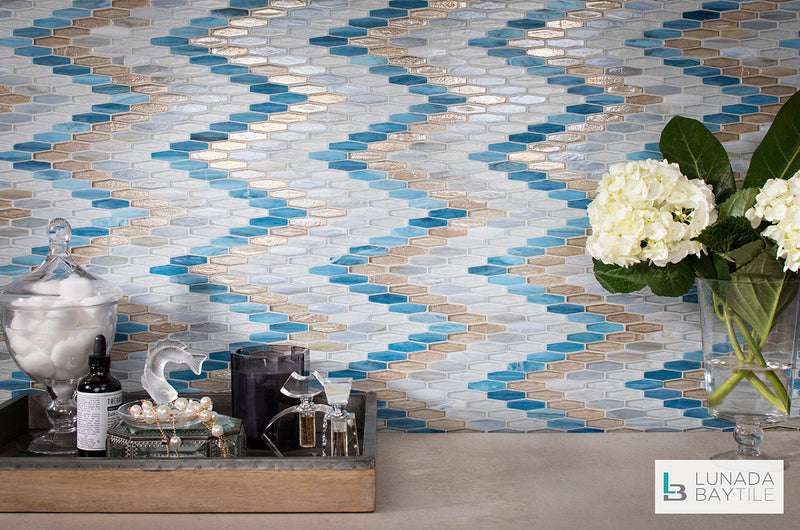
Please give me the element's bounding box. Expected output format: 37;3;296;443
2;431;799;528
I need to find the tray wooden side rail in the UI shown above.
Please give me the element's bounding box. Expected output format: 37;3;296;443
0;391;377;513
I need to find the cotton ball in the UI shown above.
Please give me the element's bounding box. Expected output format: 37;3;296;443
30;281;61;296
7;331;40;359
50;332;92;378
9;311;41;333
43;308;85;333
59;276;95;300
16;351;57;380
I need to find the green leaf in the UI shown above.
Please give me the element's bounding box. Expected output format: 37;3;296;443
693;216;761;255
592;259;647;293
726;250;792;338
660;116;736;204
724;239;765;268
646;260;696;297
744;91;800;188
719;188;759;218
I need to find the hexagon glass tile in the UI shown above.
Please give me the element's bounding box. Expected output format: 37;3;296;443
0;0;799;433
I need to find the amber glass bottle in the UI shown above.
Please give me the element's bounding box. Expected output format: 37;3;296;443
76;335;122;457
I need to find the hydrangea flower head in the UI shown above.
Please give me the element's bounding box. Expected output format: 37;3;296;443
746;170;800;272
586;159;717;268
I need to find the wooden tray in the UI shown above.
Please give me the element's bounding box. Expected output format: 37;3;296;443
0;391;376;513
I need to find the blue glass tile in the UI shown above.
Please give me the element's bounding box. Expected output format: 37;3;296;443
310;35;349;47
170;45;208;56
546;339;583;352
13;141;50;152
330;274;368;285
468;379;507;391
14;160;51;171
566;103;603;115
191;55;227;66
625;379;662;390
348;17;388;28
370;122;407;133
211;65;248;76
470;152;506;162
91;84;130;96
210;293;248;305
329;160;367;171
644;388;682;400
408;332;445;343
663;360;702;371
92;198;129;209
247;197;285;209
388;74;427;86
330;45;368;57
270;93;306;104
683;9;720;20
248;103;287;115
33;17;71;29
487;371;526;382
250;83;289;95
189;169;227;180
151;36;188;47
310;150;346;161
33;55;70;66
388;303;426;314
150;264;188;276
703;75;739;86
488;47;527;58
72;113;110;124
13;27;49;38
377;408;407;419
643;369;682;381
248;313;287;324
507;18;546;29
781;38;800;49
369;293;407;304
507;400;545;411
664;398;702;410
488;390;526;401
329;26;367;37
270;322;307;333
72;189;110;200
663;19;701;30
350;284;387;295
508;57;545;67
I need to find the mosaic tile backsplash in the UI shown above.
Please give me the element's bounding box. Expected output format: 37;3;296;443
1;0;799;433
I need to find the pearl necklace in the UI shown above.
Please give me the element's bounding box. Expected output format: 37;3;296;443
123;396;228;457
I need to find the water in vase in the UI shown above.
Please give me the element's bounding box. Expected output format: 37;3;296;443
706;355;793;424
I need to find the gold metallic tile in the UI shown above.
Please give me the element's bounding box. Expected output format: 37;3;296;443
388;17;427;29
270;74;309;85
72;18;109;29
289;217;326;227
210;255;249;266
547;399;585;411
229;16;270;27
370;46;408;57
389;55;426;67
388;360;428;371
547;19;582;29
251;7;288;17
428;227;467;238
426;419;466;431
250;121;288;132
93;8;130;19
373;389;407;401
367;141;406;151
409;236;446;247
249;235;288;247
387;245;426;257
409;65;446;75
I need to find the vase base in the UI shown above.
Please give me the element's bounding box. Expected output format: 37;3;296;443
24;429;77;456
711;450;789;470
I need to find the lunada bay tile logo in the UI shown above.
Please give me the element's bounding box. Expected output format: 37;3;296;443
655;460;783;514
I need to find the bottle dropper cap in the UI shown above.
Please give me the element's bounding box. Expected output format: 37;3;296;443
88;335;110;369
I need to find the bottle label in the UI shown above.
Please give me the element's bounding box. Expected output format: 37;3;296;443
77;390;123;451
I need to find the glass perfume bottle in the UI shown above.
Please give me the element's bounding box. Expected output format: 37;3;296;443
322;377;359;457
261;371;330;456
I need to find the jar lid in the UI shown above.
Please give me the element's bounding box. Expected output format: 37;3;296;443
0;218;123;308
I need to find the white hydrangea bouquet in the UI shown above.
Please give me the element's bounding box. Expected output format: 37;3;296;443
586;90;800;412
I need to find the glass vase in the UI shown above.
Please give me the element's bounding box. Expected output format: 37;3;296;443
697;277;800;462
